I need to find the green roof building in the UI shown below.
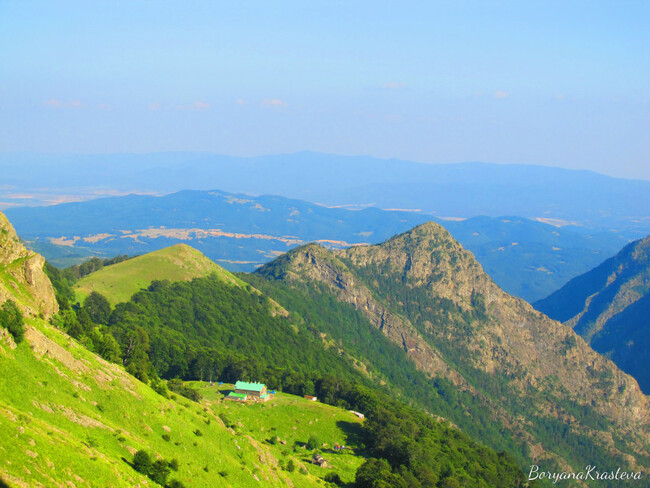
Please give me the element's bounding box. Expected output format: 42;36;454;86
234;381;270;401
225;392;248;402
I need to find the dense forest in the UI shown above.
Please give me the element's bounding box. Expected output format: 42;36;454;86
312;376;533;487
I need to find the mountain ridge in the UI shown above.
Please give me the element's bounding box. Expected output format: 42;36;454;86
534;235;650;393
2;151;649;238
1;212;534;487
255;221;650;475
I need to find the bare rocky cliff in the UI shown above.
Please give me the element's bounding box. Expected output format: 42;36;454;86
0;211;58;318
257;222;650;474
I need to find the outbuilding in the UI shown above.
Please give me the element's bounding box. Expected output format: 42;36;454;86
225;392;247;402
311;453;327;467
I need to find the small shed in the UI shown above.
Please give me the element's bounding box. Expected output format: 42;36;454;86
304;395;318;402
225;392;248;402
349;410;365;419
311;453;327;467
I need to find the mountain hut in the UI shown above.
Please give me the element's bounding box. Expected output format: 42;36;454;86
234;381;270;402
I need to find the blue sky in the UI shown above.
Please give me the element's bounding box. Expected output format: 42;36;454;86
1;0;648;179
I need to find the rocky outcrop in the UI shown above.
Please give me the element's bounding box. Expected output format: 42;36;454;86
0;212;58;318
274;244;462;384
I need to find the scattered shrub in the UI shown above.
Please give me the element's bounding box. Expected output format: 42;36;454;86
168;379;202;402
132;450;152;476
306;434;320;450
162;434;170;442
149;459;170;485
324;472;342;484
0;300;24;343
151;379;169;398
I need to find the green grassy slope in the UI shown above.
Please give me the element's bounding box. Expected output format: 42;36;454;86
195;383;366;484
74;243;244;305
0;318;362;487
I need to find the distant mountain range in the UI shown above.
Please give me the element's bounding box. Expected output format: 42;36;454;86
534;236;650;393
5;189;627;302
2;151;649;238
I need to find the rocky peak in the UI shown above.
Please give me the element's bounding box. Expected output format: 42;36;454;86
0;211;58;318
339;221;494;307
256;221;650;473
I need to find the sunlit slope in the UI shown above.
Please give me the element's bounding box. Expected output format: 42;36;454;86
0;319;361;487
74;243;244;305
0;211;58;319
194;383;366;484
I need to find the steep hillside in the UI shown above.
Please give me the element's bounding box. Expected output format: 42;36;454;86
0;219;329;487
0;318;371;487
73;243;241;305
534;236;650;393
254;222;650;479
0;212;58;318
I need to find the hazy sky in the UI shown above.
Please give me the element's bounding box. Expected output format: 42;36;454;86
1;1;648;179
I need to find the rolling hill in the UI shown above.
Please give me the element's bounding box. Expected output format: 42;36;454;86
73;243;241;306
534;236;650;393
